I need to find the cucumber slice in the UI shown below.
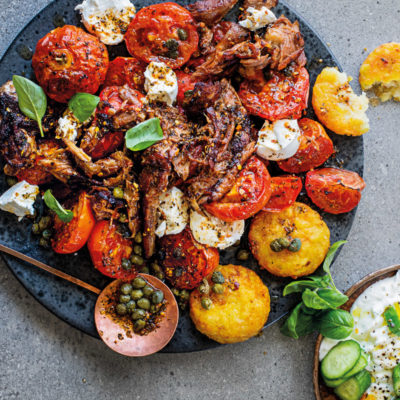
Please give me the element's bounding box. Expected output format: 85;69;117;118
393;364;400;395
323;376;347;388
334;370;371;400
342;351;368;379
321;340;361;380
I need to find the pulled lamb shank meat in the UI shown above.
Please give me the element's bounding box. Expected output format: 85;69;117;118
187;0;239;26
242;0;277;10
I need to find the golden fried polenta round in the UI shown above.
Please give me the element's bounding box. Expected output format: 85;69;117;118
359;42;400;102
189;264;270;344
248;202;330;279
312;67;369;136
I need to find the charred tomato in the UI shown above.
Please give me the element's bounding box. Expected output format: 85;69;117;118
103;57;146;91
263;176;302;212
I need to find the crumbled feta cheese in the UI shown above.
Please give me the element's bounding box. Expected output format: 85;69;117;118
144;62;178;106
239;6;277;31
56;110;82;143
75;0;136;45
0;180;39;220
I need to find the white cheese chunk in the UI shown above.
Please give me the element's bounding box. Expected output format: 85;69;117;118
155;187;189;238
144;62;178;106
256;119;301;161
75;0;136;45
190;209;244;250
0;181;39;220
239;6;277;31
56;110;82;143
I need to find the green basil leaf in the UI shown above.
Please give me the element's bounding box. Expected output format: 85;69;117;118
12;75;47;137
283;278;329;296
68;93;100;123
43;190;74;223
125;118;163;151
301;303;323;316
317;288;348;308
323;240;347;276
280;303;316;339
302;289;336;310
318;309;354;339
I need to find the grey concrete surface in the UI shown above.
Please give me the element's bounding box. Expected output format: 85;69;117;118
0;1;399;399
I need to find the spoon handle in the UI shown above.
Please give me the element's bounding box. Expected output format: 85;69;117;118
0;243;101;295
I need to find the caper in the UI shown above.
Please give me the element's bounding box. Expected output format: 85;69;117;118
6;176;18;187
211;271;225;284
199;279;210;295
132;277;146;289
270;239;284;252
131;254;144;266
177;28;188;40
180;289;190;301
156;271;165;280
151;263;162;273
150;305;158;313
120;283;133;295
39;238;50;248
134;232;142;243
116;303;127;315
118;213;128;223
113;187;124;199
131;309;146;320
172;288;180;297
126;300;136;312
213;283;224;294
152;290;164;304
32;223;40;235
132;244;142;256
134;319;146;331
184;90;193;98
277;237;291;249
121;258;132;271
201;298;212;310
130;289;144;300
236;249;249;261
137;298;151;310
168;50;179;59
143;285;154;297
38;216;51;231
140;266;150;274
288;238;302;252
42;229;52;240
165;38;179;50
119;294;131;303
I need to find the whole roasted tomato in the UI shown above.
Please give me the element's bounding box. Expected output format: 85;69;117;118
263;176;302;212
278;118;334;173
238;67;309;121
306;168;366;214
52;192;96;254
87;220;136;280
159;228;219;289
125;3;199;69
204;157;272;222
32;25;109;103
103;57;146;91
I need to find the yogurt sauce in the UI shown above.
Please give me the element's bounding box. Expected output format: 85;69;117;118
319;271;400;400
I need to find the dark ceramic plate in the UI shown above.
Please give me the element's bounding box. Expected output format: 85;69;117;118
0;0;363;352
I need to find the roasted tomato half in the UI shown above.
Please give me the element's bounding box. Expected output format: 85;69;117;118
32;25;109;103
159;228;219;289
175;70;198;105
87;220;136;280
125;2;199;69
239;67;309;121
306;168;366;214
103;57;146;91
278;118;334;173
263;176;302;212
204;157;272;222
52;192;96;254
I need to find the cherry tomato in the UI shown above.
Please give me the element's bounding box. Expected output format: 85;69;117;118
159;228;219;289
103;57;146;91
89;131;125;160
278;119;334;173
204;157;272;222
306;168;366;214
263;176;302;212
125;3;199;69
52;192;96;254
238;67;309;121
175;70;198;105
32;25;109;103
87;220;136;280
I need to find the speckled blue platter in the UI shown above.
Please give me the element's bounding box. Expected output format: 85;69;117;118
0;0;363;352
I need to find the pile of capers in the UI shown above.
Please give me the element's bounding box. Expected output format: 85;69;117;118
199;270;226;310
31;215;53;248
270;237;302;253
171;288;190;310
115;276;165;333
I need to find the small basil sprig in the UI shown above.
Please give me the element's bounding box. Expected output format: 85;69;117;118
12;75;47;137
281;241;354;340
43;190;73;223
125;118;163;151
68;93;100;122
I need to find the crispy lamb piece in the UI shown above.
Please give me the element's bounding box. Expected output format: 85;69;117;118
187;0;239;26
91;189;125;220
242;0;277;10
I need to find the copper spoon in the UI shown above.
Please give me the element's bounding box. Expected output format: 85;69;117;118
0;243;179;356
